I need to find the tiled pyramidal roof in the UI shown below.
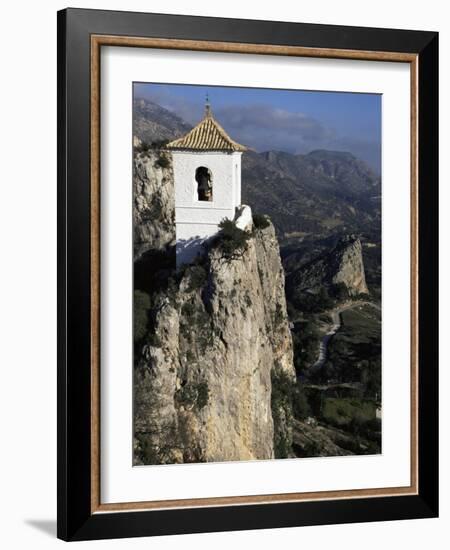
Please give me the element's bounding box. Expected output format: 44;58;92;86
166;105;246;152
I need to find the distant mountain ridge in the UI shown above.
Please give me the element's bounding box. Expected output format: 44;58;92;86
241;149;380;240
286;234;368;299
133;98;381;242
134;98;191;144
133;97;382;461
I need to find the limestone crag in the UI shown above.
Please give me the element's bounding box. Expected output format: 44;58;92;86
329;236;368;295
133;147;175;260
134;222;295;464
287;235;368;297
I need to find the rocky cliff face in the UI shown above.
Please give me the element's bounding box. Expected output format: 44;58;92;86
286;235;368;297
329;236;368;295
134;222;295;465
133;147;175;260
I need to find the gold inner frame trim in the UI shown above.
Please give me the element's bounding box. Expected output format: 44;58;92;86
90;34;419;514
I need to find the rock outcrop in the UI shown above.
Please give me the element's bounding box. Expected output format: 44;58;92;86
286;235;368;297
133;147;175;260
134;222;295;464
330;236;368;295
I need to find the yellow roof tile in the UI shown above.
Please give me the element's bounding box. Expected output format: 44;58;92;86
166;107;246;152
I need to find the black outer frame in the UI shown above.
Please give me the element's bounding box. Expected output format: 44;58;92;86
57;8;439;542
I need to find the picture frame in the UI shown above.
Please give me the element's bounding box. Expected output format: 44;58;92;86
57;7;439;541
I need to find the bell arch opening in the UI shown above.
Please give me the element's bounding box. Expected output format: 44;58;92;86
195;166;213;202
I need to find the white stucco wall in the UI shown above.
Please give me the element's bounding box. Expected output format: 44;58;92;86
173;150;243;266
234;155;241;205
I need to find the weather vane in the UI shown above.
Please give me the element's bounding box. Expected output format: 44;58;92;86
205;92;211;116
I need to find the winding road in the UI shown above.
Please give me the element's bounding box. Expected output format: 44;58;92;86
309;301;380;376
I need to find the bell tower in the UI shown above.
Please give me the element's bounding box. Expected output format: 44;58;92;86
166;98;247;267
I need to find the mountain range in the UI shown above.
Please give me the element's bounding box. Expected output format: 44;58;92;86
133;97;381;244
133;97;382;461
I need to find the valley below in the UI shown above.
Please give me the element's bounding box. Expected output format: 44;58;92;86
132;97;382;462
291;301;381;457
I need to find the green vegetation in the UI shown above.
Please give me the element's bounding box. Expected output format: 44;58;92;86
186;264;208;292
319;396;381;452
131;98;384;462
292;387;312;420
271;370;294;458
180;298;213;353
150;139;169;149
196;382;210;409
298;438;323;457
134;140;151;153
135;423;179;465
215;219;251;258
141;197;163;220
154;153;170;168
340;306;380;335
134;290;151;342
326;305;381;399
166;276;179;308
288;299;381;457
322;397;376;429
147;332;162;348
135;139;169;154
289;286;334;314
272;303;284;327
291;321;321;373
181;301;197;318
329;282;349;301
176;381;210;410
271;370;311;458
253;213;271;230
135;434;159;465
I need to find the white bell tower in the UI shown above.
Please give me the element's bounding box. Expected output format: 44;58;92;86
166;97;247;267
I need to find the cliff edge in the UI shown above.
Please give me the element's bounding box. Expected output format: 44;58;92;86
134;220;295;464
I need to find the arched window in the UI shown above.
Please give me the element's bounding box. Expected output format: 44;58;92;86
195;166;213;202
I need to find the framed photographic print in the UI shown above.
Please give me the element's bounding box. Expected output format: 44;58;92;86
57;8;439;541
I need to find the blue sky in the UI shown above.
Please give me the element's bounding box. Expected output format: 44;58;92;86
134;82;381;174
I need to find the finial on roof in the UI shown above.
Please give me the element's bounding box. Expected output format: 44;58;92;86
166;95;247;152
205;93;211;117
